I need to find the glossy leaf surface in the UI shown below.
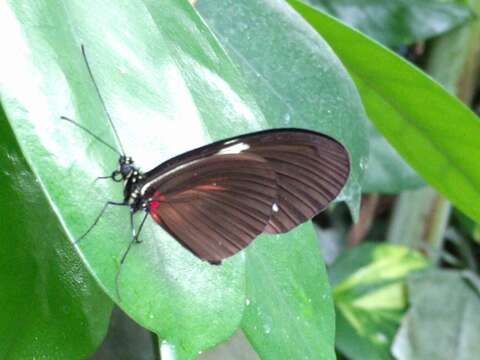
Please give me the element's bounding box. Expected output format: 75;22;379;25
242;225;336;360
0;105;112;359
290;0;480;223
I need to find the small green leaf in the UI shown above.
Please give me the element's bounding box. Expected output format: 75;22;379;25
392;270;480;360
290;0;480;223
330;243;429;360
303;0;473;46
0;104;113;360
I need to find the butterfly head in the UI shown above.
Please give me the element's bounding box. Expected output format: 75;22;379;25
111;156;141;183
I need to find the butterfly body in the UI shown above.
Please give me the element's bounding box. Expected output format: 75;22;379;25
109;156;145;211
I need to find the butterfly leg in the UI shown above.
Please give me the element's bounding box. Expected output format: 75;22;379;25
93;175;112;183
115;211;148;300
120;211;148;265
133;212;148;243
75;201;127;244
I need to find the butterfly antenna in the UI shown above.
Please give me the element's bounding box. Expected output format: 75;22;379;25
81;44;126;156
61;116;122;156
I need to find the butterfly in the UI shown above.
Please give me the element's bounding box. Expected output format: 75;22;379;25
63;46;350;277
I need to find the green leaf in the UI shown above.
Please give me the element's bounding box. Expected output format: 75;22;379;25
330;243;429;360
0;0;265;357
197;0;369;219
303;0;473;46
392;270;480;359
290;0;480;223
242;225;336;360
0;104;113;360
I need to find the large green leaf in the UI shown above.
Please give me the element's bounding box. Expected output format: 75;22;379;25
392;270;480;359
0;104;112;360
0;0;265;357
330;243;429;360
303;0;473;46
290;0;480;223
197;0;368;219
242;225;336;360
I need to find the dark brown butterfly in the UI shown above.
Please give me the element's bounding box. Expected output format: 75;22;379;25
63;46;349;289
117;128;349;264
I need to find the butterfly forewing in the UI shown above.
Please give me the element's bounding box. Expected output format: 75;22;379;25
144;153;278;263
141;129;349;262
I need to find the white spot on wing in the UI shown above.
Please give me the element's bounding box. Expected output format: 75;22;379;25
272;203;279;212
217;142;250;155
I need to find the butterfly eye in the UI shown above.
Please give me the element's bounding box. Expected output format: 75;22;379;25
120;163;132;175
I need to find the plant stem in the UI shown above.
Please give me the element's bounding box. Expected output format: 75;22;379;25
387;188;451;262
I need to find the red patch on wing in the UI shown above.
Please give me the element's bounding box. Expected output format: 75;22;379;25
148;183;223;224
149;191;166;224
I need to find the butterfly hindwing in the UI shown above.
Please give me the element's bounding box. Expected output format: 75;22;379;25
145;153;277;263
